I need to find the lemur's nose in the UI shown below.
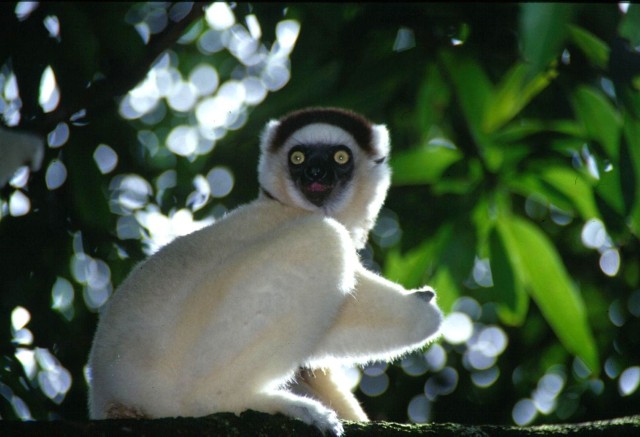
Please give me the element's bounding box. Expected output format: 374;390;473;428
305;165;327;180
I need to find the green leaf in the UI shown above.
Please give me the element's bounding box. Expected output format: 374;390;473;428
568;25;610;70
385;241;436;290
432;220;478;312
489;227;529;326
492;119;547;144
498;215;599;373
439;50;493;136
623;112;640;236
391;144;463;186
385;221;475;313
619;3;640;47
596;162;626;219
483;63;557;133
384;223;456;290
619;137;637;218
539;167;600;220
429;265;459;313
572;86;622;160
491;119;582;144
508;166;599;221
520;3;575;75
416;64;451;132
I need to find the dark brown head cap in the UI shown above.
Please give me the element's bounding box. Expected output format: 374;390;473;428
267;107;375;154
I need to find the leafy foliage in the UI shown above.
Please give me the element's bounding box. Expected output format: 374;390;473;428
1;1;640;427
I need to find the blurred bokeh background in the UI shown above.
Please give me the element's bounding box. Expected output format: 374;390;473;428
1;2;639;426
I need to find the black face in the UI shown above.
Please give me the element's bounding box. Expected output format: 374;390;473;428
288;144;354;207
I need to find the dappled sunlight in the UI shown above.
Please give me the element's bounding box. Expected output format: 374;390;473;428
38;66;60;113
11;306;30;335
619;367;640;396
14;1;38;21
360;366;390;398
513;368;567;425
51;277;75;321
93;144;118;175
371;208;402;248
205;3;235;30
393;27;416;52
207;166;235;198
425;366;458;399
34;348;72;404
424;344;447;372
8;190;30;216
43;14;60;40
441;312;473;344
110;174;153;213
135;206;214;254
8;166;29;188
47;122;70;148
120;3;300;162
45;159;67;190
2;67;21;126
471;257;493;288
9;305;73;415
581;218;621;277
358;296;511;424
107;168;220;253
407;394;431;423
70;232;113;310
512;398;537;425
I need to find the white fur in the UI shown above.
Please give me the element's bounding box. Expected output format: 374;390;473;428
258;122;391;249
87;111;442;436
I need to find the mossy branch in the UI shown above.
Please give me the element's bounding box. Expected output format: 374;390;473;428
2;411;639;436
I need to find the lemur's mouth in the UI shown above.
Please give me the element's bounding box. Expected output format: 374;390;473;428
307;182;332;193
301;182;334;206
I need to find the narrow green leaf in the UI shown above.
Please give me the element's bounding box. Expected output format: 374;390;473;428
384;223;457;289
429;265;459;313
619;137;637;218
439;50;493;135
623;112;640;236
483;63;556;133
520;3;575;75
492;119;547;144
572;86;622;160
596;163;626;218
492;120;582;144
433;220;477;312
619;3;640;47
416;64;451;132
391;145;462;186
539;167;600;220
568;25;610;70
489;227;529;326
385;241;435;290
499;215;599;373
508;166;599;221
387;221;476;313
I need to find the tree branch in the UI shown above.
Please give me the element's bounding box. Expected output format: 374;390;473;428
1;411;639;436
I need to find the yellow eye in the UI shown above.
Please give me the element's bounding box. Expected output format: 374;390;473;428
334;150;350;164
290;151;305;165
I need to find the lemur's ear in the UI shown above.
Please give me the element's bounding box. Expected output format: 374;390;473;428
259;120;280;153
371;124;390;159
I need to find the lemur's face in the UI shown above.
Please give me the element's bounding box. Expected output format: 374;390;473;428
258;107;391;216
287;143;354;207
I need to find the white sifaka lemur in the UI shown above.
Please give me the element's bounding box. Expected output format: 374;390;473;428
87;107;443;436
